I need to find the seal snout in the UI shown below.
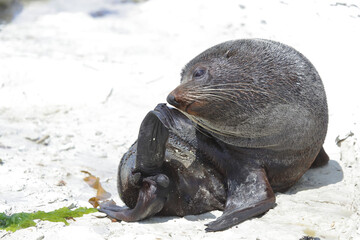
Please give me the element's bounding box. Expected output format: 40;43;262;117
167;89;203;116
166;93;180;108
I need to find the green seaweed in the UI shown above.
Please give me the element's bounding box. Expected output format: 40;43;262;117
0;207;98;232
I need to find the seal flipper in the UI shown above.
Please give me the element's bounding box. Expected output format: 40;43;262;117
205;167;275;232
135;103;191;175
117;104;194;220
136;111;169;175
100;174;170;222
311;146;329;168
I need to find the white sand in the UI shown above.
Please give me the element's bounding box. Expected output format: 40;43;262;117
0;0;359;239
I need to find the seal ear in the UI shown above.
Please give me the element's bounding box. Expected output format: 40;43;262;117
205;167;275;232
225;49;236;59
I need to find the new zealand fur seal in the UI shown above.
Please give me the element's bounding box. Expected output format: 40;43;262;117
100;39;329;232
100;104;226;221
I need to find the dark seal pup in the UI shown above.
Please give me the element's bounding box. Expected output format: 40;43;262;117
100;39;329;232
100;103;226;220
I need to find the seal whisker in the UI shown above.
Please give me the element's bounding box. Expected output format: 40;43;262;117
187;92;241;106
188;89;281;107
196;87;289;104
185;114;233;137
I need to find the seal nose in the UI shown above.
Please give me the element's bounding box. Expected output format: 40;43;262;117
166;93;180;108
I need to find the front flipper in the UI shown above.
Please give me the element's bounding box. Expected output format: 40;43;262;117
100;174;170;222
205;167;275;232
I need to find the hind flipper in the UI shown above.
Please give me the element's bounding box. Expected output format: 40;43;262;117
100;174;170;222
136;111;169;175
311;146;329;168
205;167;275;232
135;104;191;175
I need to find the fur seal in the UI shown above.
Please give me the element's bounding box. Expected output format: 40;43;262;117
100;39;329;232
100;103;226;219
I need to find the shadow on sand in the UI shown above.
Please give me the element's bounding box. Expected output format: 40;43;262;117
141;211;217;225
123;160;343;225
286;160;343;195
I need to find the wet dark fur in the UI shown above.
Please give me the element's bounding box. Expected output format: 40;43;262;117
118;105;226;216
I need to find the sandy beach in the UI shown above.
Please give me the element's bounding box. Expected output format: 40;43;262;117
1;0;360;239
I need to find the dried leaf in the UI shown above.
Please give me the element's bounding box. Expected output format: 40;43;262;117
81;171;111;207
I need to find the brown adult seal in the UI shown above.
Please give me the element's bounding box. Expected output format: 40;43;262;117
166;39;329;231
100;39;329;232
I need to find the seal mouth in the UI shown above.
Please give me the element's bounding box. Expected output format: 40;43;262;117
166;90;205;117
167;92;190;113
185;101;203;116
184;101;194;113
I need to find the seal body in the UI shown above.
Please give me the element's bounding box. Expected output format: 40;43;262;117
100;39;329;232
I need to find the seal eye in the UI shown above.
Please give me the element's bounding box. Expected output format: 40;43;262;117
193;69;206;79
